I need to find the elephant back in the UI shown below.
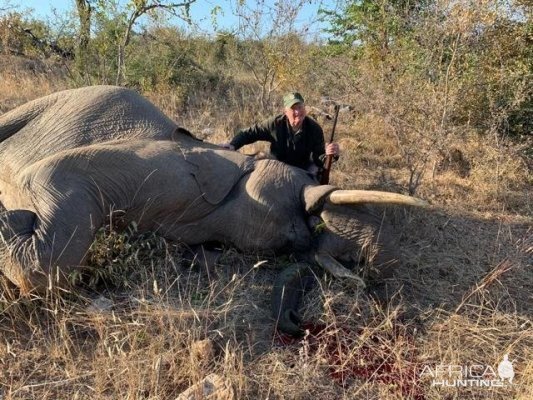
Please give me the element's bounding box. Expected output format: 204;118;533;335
0;85;178;176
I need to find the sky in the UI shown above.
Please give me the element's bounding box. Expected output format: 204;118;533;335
12;0;338;39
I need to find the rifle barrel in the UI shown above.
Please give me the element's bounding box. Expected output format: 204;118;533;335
320;104;340;185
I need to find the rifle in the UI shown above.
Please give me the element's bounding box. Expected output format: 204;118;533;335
319;104;340;185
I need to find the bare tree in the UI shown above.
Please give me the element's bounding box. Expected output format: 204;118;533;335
0;0;15;13
230;0;322;110
74;0;92;80
115;0;196;85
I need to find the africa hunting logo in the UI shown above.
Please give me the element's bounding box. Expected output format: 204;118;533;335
419;354;516;388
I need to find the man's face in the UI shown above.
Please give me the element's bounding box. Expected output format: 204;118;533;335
285;102;306;130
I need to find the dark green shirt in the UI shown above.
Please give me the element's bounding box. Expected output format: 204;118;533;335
230;115;326;170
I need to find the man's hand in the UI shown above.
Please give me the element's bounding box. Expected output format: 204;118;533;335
220;143;235;151
326;142;339;156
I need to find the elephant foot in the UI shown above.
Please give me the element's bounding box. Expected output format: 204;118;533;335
0;210;36;240
0;210;43;291
0;209;77;292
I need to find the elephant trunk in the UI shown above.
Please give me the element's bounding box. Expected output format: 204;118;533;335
271;263;317;336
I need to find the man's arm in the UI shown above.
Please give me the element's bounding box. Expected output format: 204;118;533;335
229;117;276;150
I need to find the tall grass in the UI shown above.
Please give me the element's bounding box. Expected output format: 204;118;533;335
0;56;531;399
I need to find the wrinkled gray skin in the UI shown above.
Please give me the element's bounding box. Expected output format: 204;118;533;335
0;86;396;334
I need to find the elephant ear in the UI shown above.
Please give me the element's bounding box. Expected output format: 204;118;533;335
183;148;254;205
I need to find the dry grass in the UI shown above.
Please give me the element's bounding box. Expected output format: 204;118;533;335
0;55;69;113
331;115;531;217
0;58;531;400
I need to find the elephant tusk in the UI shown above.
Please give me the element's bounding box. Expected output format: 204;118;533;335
314;253;366;288
328;190;429;207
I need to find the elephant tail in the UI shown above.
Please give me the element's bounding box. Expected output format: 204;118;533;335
0;93;58;143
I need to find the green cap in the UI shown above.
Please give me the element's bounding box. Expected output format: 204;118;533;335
283;92;305;108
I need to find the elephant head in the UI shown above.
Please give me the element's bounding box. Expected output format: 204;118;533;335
306;188;427;266
267;183;428;335
188;157;427;335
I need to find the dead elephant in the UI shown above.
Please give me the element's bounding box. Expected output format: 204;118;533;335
0;86;427;335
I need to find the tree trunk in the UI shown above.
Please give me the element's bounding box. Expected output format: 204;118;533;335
116;10;138;86
75;0;92;81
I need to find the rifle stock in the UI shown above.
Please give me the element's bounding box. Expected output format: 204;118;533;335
319;104;340;185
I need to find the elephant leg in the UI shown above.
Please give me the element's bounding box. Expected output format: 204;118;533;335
0;205;98;292
271;264;318;336
0;210;46;291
